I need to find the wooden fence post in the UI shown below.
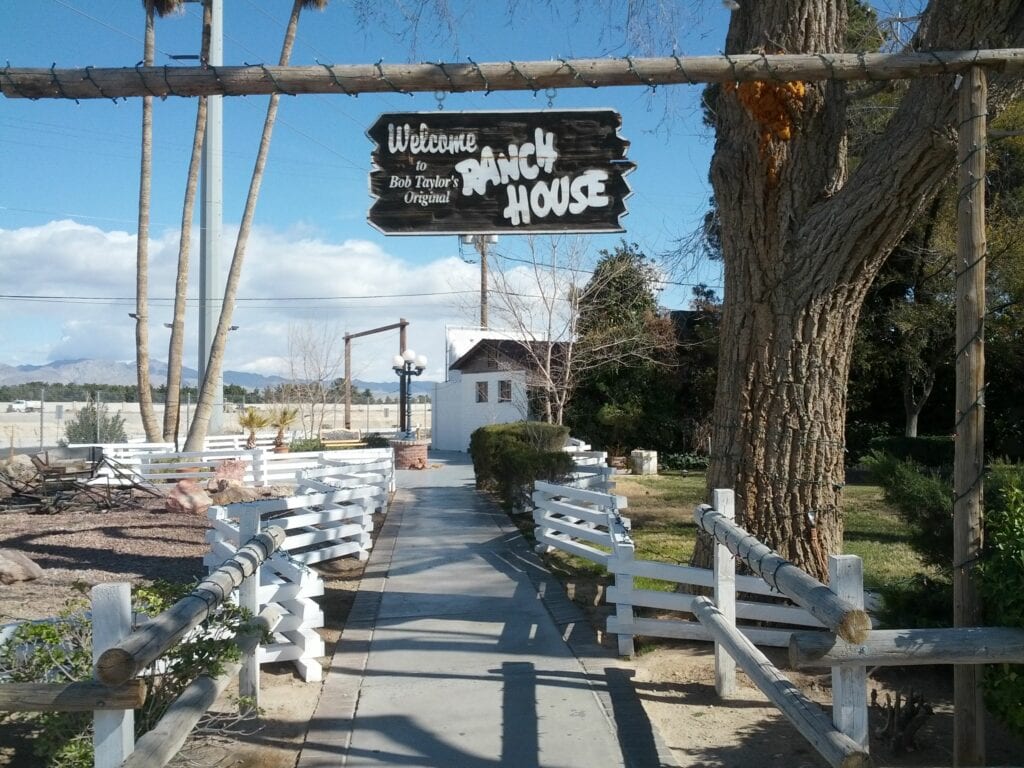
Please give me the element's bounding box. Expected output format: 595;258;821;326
712;489;737;697
829;555;868;749
611;516;636;658
238;508;262;706
954;64;987;768
92;583;134;768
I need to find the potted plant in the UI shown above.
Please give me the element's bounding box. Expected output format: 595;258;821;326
271;406;300;453
238;407;270;449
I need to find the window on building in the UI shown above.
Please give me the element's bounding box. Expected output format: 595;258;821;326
498;380;512;403
486;349;498;369
476;381;489;403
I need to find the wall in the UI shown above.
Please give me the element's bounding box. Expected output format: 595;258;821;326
431;370;526;451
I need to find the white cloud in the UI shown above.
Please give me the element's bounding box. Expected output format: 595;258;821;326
0;220;482;382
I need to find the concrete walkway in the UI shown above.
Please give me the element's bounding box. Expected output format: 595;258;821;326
298;451;676;768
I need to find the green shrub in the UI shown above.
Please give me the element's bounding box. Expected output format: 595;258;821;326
0;580;248;767
867;435;955;469
469;422;572;509
61;398;127;445
660;452;709;471
289;437;324;452
863;450;953;571
362;432;391;449
980;477;1024;738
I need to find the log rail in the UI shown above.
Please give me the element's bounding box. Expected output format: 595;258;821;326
3;49;1024;101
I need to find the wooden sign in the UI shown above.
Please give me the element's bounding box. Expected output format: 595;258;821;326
367;109;633;235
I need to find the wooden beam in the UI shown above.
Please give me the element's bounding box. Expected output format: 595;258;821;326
0;680;145;712
2;49;1024;101
121;606;281;768
954;65;988;768
692;598;872;768
95;526;286;686
790;627;1024;669
694;506;871;643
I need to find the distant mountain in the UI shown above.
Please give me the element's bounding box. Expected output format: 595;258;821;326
0;359;433;396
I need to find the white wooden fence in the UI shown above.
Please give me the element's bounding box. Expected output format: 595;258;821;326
76;443;395;491
203;453;393;682
533;479;826;656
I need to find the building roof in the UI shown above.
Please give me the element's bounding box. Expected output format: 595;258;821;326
448;338;567;372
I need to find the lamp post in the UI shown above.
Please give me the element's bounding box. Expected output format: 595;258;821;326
392;349;427;438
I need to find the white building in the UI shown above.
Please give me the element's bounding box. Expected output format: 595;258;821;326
432;336;557;452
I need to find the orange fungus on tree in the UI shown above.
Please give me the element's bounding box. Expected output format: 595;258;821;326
725;76;806;183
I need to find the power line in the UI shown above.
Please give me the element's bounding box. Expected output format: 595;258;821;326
49;0;177;62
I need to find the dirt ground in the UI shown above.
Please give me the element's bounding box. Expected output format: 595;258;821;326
1;497;1022;767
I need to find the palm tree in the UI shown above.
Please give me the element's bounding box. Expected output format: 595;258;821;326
184;0;330;450
271;405;300;451
237;407;270;450
163;0;212;445
136;0;184;442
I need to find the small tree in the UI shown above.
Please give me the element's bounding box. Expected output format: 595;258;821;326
237;407;270;449
63;398;127;445
271;406;299;449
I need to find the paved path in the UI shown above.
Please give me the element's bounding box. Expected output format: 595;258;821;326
298;451;676;768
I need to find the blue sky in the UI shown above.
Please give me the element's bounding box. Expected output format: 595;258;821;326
1;0;728;381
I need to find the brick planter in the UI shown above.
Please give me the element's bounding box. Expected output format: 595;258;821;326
389;438;430;470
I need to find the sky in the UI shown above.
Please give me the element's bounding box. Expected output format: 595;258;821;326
0;0;731;383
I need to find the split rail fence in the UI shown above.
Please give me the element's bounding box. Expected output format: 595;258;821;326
0;528;285;768
535;479;1024;767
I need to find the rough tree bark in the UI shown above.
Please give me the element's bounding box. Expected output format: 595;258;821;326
696;0;1024;582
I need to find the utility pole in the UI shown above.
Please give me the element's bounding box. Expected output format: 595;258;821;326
198;0;224;433
462;235;497;329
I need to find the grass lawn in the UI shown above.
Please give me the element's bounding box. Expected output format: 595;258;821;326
607;471;931;591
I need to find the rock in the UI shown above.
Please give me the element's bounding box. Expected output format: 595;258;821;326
214;458;248;485
166;479;213;516
0;455;37;485
206;476;244;493
261;485;295;499
0;549;44;584
211;486;263;505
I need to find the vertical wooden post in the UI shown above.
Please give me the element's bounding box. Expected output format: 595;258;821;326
251;447;265;487
829;555;868;749
238;509;262;707
92;583;134;767
954;65;987;768
712;489;737;696
611;518;636;658
343;335;352;430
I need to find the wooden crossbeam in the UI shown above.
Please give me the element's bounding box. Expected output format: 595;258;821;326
3;49;1024;101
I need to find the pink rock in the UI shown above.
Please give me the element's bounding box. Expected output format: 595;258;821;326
166;479;214;516
0;549;44;584
214;458;248;484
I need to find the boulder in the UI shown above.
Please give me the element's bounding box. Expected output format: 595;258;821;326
0;549;44;584
211;486;263;505
166;479;213;516
0;455;37;485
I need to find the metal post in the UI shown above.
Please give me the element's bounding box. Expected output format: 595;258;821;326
198;0;224;433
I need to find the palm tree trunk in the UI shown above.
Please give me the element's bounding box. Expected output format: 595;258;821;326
135;0;161;442
185;0;325;450
163;1;211;444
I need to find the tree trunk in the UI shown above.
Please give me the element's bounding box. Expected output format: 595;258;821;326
184;0;312;451
695;0;1024;582
902;369;934;438
135;0;161;442
164;2;211;444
